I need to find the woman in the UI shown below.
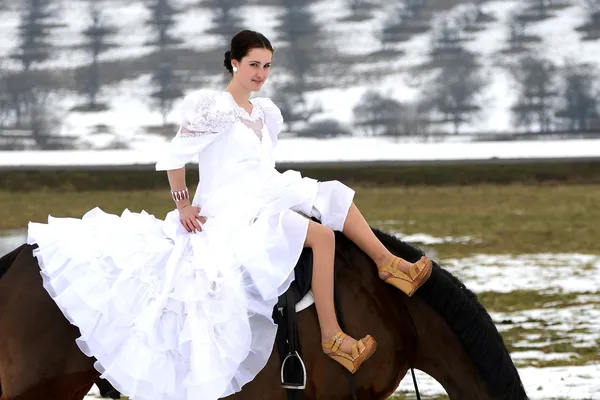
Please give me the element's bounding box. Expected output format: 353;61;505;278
27;30;432;400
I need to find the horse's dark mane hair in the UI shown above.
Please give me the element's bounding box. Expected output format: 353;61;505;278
371;229;528;400
0;243;27;281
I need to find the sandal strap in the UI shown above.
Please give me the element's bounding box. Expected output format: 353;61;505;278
409;257;429;279
378;257;410;280
380;256;430;281
377;256;400;274
351;338;367;359
322;331;347;353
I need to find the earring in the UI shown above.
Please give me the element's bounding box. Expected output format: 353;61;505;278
232;66;238;73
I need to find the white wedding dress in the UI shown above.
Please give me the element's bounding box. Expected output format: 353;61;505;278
27;89;356;400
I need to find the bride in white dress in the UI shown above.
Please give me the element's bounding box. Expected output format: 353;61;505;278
27;30;432;400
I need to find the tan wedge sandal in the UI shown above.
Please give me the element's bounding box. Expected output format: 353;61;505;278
378;255;433;297
322;331;377;374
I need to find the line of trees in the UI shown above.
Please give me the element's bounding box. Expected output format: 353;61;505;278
347;0;600;140
1;0;188;149
1;0;600;150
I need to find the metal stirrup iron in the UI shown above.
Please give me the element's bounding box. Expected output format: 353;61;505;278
281;351;307;390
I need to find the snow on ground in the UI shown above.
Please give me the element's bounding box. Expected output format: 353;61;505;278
2;0;600;148
58;74;169;148
529;2;600;66
440;253;600;294
0;229;26;254
1;137;599;167
396;363;600;399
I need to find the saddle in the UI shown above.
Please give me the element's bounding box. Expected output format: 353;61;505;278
271;247;315;398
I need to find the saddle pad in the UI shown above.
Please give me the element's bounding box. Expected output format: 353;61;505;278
295;290;315;313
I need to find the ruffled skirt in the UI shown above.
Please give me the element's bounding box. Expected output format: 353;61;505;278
27;173;354;400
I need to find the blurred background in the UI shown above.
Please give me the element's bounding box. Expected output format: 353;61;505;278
1;1;600;399
0;0;600;150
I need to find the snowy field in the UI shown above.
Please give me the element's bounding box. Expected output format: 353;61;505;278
1;229;599;399
1;137;600;168
1;0;600;150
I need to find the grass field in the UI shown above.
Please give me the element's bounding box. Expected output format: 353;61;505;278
3;183;599;258
2;183;599;399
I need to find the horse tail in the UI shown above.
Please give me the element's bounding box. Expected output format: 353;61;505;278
0;244;28;281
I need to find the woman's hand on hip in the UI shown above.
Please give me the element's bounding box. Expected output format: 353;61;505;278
178;205;206;233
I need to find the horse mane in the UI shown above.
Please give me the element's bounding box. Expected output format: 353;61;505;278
371;229;529;400
0;243;27;281
0;245;26;396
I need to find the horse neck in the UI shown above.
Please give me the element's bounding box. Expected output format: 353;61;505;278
405;295;497;400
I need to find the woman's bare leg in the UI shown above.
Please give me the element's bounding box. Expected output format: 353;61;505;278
304;219;358;353
341;203;413;278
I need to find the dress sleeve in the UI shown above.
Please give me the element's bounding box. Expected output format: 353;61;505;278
257;98;284;147
155;89;235;171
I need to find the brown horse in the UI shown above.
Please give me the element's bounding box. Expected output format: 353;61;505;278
0;229;528;400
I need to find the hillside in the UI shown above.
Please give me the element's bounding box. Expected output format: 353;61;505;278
1;0;600;151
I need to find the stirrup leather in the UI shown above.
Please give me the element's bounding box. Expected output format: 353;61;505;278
378;255;433;297
322;331;377;374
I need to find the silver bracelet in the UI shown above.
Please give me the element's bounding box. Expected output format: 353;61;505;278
171;187;189;202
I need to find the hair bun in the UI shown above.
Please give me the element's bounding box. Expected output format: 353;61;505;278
223;50;232;72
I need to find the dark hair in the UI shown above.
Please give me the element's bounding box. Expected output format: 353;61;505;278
223;30;274;75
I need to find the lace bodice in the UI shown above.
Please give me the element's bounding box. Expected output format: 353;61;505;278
231;97;266;140
179;90;268;141
155;89;284;172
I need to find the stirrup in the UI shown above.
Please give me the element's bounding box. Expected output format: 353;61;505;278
281;351;307;390
378;255;433;297
322;331;377;374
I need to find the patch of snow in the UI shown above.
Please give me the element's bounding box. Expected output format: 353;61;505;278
442;253;600;294
396;364;600;399
395;232;481;245
2;137;600;167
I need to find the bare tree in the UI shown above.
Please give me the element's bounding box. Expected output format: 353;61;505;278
423;56;487;135
510;55;558;132
505;11;541;53
352;90;430;138
297;119;352;138
429;17;468;63
146;0;183;126
26;88;70;149
202;0;244;46
147;0;183;49
353;91;405;136
555;63;600;132
75;2;118;111
274;0;332;132
10;0;60;125
270;88;321;134
150;62;183;126
11;0;58;71
0;63;10;129
0;79;69;150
